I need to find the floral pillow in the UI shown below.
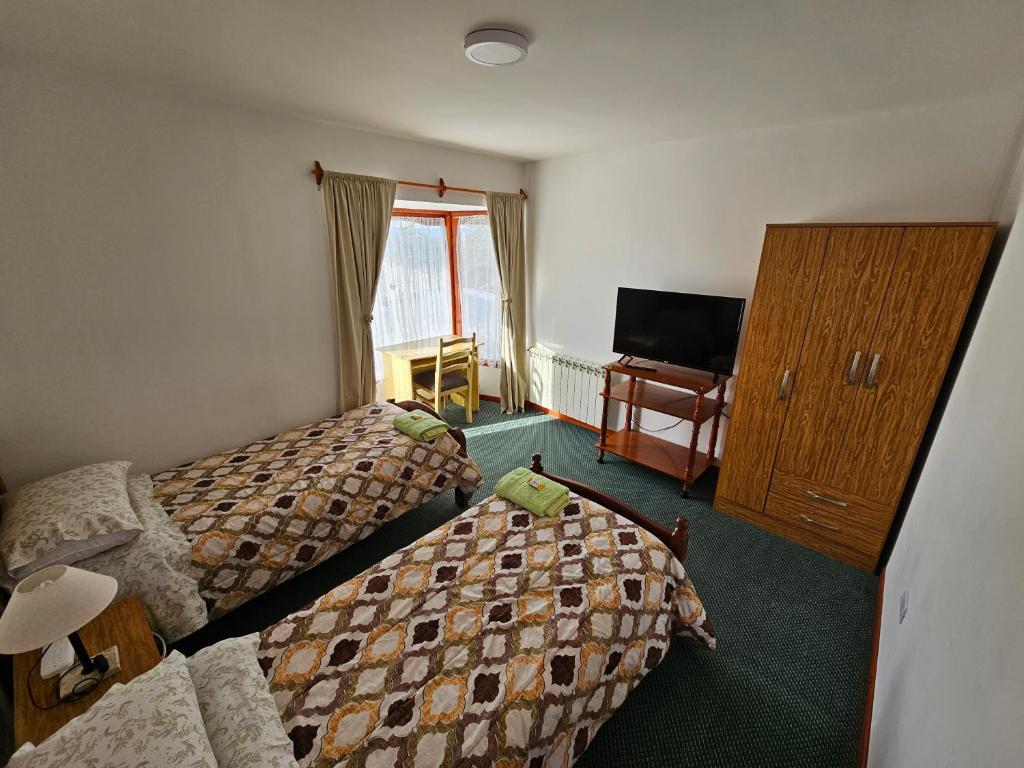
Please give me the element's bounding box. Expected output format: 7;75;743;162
73;474;208;642
8;651;217;767
0;461;142;579
186;633;298;768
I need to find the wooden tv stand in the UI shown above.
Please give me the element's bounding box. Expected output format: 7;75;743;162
597;358;729;496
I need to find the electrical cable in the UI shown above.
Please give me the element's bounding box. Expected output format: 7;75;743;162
626;414;688;433
625;405;730;433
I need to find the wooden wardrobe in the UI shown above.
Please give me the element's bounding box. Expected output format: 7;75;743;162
714;223;995;571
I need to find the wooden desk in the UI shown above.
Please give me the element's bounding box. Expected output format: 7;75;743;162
14;597;161;748
378;335;483;412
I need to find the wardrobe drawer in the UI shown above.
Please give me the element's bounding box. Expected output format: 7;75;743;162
763;494;882;570
765;495;884;573
764;471;895;569
769;471;892;532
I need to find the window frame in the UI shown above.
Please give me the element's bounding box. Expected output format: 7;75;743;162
390;208;496;364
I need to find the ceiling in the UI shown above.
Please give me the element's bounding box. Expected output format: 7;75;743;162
3;0;1023;161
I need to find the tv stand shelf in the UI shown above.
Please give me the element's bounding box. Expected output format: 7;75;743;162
606;380;722;423
598;359;729;496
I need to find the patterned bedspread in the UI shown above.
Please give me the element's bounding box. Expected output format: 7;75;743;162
152;402;483;618
257;492;716;768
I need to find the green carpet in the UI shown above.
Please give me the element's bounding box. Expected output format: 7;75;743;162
176;401;877;767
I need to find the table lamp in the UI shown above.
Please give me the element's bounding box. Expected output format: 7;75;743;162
0;564;120;700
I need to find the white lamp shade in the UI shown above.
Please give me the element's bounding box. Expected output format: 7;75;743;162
0;565;117;654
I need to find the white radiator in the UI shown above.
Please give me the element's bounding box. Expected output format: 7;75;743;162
527;346;605;428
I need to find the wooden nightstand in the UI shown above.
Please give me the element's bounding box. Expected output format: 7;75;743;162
13;596;161;748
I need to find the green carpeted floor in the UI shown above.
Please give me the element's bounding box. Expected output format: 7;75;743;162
176;401;877;767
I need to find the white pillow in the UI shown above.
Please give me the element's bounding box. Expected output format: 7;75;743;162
73;474;208;641
0;461;142;579
186;633;298;768
8;651;217;768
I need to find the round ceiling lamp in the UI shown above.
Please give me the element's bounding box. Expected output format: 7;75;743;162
464;28;529;66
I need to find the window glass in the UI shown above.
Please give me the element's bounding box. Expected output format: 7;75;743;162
372;216;453;374
456;216;501;364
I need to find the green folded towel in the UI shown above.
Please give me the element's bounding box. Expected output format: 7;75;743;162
494;467;571;518
393;410;449;442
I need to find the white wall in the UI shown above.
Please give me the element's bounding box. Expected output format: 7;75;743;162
0;58;524;488
867;143;1024;766
526;94;1023;452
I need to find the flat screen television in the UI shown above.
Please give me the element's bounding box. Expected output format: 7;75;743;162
612;287;746;376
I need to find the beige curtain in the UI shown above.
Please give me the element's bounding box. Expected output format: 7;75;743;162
486;191;528;413
322;172;397;413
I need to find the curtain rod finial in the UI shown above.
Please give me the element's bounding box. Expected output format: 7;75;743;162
312;161;324;188
438;178;447;199
520;188;528;200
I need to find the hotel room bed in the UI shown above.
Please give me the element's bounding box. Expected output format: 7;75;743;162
0;400;483;643
256;455;715;766
152;400;483;622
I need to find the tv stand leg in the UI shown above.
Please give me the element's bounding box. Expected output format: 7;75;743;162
597;368;612;466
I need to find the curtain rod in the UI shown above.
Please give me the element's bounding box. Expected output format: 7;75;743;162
310;161;527;200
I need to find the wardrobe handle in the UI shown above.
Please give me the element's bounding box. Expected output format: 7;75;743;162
864;353;881;389
799;513;841;531
846;351;862;384
805;490;848;508
777;369;791;401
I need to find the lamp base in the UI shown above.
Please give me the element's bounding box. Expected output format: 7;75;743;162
59;645;120;700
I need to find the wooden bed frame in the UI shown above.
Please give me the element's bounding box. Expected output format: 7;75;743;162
530;453;689;562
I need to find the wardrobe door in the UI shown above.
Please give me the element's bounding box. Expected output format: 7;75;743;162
774;227;903;482
715;226;828;512
833;225;994;507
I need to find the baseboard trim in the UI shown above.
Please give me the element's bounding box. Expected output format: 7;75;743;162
860;569;885;768
525;401;601;433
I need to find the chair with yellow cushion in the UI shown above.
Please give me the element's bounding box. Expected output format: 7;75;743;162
414;334;476;424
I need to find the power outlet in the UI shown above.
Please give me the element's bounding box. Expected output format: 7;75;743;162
899;590;909;624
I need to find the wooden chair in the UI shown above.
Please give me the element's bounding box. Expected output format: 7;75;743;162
413;334;476;423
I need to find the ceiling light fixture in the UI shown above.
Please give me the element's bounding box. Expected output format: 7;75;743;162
464;28;529;67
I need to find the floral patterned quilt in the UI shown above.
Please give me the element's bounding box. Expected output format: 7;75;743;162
257;492;716;768
152;402;482;618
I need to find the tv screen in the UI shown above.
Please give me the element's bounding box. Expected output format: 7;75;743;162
612;288;746;375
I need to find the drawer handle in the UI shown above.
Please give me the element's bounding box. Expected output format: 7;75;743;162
805;490;848;508
799;513;841;531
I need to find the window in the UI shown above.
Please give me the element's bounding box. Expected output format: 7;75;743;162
455;216;502;367
372;210;501;376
